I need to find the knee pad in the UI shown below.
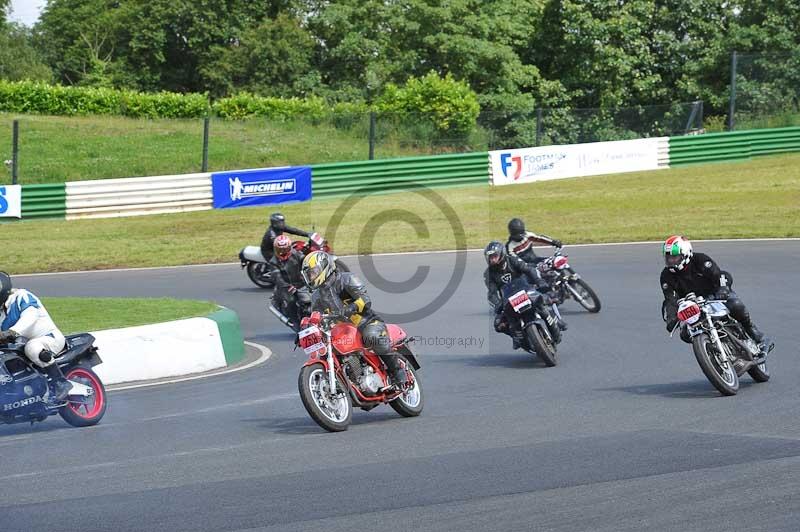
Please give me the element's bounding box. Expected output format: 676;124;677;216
725;297;749;323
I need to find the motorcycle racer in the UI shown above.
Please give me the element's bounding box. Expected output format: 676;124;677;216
660;236;770;349
483;241;566;349
260;212;311;262
301;251;407;385
506;218;562;265
270;235;311;328
0;272;72;401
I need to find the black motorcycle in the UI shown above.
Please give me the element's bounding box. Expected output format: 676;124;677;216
500;276;562;367
670;292;773;396
537;247;601;313
269;286;312;332
0;334;107;427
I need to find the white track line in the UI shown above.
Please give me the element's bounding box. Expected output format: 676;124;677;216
15;237;800;278
108;341;272;392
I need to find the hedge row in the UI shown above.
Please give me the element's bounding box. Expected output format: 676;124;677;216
0;81;209;119
0;75;480;137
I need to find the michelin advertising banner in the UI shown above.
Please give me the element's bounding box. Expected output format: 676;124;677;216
0;185;22;218
489;137;667;186
211;166;312;209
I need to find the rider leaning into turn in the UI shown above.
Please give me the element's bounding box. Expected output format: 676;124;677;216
270;235;310;324
483;241;566;349
300;251;407;386
660;235;770;347
260;212;311;262
0;272;72;401
506;218;562;265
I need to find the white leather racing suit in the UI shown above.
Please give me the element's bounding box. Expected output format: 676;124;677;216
1;289;65;367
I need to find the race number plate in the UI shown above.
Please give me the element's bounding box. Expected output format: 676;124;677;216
508;290;532;312
298;325;326;357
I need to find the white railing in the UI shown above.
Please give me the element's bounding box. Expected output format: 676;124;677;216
65;172;212;220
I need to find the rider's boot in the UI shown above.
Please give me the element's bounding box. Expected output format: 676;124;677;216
44;361;71;402
383;356;407;388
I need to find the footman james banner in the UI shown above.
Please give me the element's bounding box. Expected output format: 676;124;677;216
489;137;667;186
212;166;312;209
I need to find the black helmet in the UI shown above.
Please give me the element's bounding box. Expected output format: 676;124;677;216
0;272;12;307
269;212;286;230
508;218;525;239
484;241;507;268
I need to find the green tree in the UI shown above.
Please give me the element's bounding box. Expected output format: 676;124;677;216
0;22;52;82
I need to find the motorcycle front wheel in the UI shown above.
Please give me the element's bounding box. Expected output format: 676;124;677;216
692;333;739;396
246;262;275;289
525;324;557;367
59;365;107;427
298;364;352;432
566;278;601;313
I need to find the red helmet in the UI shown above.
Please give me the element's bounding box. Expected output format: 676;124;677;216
274;235;292;261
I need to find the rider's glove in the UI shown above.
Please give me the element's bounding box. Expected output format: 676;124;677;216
287;285;298;294
716;287;731;300
552;240;563;248
0;330;18;344
343;302;358;318
665;318;678;332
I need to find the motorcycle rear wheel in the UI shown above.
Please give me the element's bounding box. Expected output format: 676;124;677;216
334;259;350;273
298;364;352;432
567;278;601;313
389;356;424;417
747;360;770;382
692;333;739;396
246;262;275;289
525;324;557;367
59;365;107;427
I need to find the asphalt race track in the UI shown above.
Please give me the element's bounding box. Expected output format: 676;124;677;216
3;240;799;532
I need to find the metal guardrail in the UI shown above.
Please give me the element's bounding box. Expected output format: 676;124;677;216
310;152;490;198
669;126;800;165
20;183;66;219
64;173;212;220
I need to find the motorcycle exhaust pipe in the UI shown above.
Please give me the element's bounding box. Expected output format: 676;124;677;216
268;304;294;328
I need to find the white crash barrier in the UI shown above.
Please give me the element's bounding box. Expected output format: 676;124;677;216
91;317;226;385
65;172;212;220
489;137;670;186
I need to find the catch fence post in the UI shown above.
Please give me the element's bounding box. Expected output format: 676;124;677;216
12;119;19;184
368;111;376;160
535;108;543;147
201;116;210;172
728;51;738;131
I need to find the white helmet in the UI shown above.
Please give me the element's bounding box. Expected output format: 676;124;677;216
663;235;693;272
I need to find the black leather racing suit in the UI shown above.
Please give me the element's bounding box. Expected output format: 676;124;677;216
484;255;561;343
260;224;310;261
506;231;560;264
661;252;763;342
310;272;404;380
270;249;309;325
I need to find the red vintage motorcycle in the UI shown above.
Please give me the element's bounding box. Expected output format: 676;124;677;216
297;312;423;432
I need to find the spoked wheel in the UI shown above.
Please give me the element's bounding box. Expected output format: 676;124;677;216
525;324;557;367
59;366;107;427
389;357;424;417
748;358;770;383
692;334;739;396
246;262;275;289
298;364;352;432
567;278;601;313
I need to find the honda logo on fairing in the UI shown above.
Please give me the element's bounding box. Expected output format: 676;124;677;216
229;177;296;201
3;396;43;411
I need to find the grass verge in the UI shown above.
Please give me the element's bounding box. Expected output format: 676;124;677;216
0;113;436;184
2;152;799;274
42;297;219;334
